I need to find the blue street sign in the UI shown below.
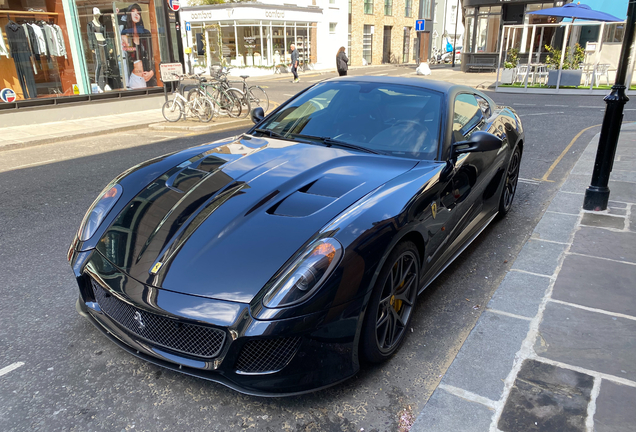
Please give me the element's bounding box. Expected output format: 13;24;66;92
185;22;191;32
415;19;425;32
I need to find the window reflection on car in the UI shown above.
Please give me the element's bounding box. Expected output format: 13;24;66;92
255;81;442;160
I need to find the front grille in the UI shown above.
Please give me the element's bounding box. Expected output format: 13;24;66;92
90;278;226;358
235;337;301;373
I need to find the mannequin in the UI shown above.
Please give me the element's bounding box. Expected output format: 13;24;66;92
87;7;107;91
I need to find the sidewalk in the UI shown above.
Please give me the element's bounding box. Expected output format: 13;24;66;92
0;108;252;152
412;125;636;432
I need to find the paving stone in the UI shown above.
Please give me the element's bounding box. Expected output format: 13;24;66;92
546;192;584;215
571;157;594;174
606;180;636;204
608;170;636;183
535;302;636;382
580;213;626;230
630;207;636;233
608;201;628;209
570;226;636;263
560;174;591;194
511;239;567;276
498;359;593;432
552;254;636;317
533;212;579;243
442;311;530;401
411;387;494;432
607;207;627;216
488;272;551;318
594;380;636;432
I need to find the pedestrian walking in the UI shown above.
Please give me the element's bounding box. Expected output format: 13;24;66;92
336;47;348;76
290;44;299;83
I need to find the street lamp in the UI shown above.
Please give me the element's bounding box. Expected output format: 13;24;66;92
583;0;636;210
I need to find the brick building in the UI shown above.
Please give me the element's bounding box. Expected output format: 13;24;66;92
347;0;421;66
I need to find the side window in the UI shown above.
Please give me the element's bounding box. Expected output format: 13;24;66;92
453;93;483;140
475;95;491;118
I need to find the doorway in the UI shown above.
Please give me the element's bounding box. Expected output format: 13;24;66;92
383;26;392;63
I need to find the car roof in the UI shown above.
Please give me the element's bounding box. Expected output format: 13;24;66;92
323;75;474;97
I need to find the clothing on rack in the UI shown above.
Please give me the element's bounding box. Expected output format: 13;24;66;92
4;20;37;99
29;23;47;56
52;24;67;58
0;27;9;58
21;24;38;74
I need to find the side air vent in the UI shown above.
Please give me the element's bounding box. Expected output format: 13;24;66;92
235;337;302;374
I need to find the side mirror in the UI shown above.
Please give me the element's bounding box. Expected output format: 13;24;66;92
452;131;502;157
250;107;265;124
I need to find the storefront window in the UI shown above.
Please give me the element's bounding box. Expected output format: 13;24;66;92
464;8;475;53
74;0;169;93
475;6;500;53
1;0;77;100
188;21;314;70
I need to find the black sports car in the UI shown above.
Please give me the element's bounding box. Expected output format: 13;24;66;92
69;77;523;396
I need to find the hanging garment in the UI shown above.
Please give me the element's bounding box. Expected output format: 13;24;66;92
52;25;67;58
42;24;58;56
0;28;10;58
4;21;38;99
24;23;40;60
29;23;47;55
21;24;38;74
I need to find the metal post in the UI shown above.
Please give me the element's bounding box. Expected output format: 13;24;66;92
583;0;636;211
451;0;460;67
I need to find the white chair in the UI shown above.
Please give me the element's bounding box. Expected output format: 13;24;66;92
534;65;549;86
594;64;611;86
515;65;529;84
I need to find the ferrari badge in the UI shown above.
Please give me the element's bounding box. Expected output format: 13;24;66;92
151;262;163;274
431;202;437;219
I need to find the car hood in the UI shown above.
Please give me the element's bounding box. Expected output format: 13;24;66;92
96;136;419;303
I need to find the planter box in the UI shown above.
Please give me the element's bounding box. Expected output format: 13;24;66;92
547;70;583;87
499;68;516;84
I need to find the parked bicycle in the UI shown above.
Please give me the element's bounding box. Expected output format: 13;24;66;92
225;71;269;115
186;74;242;118
162;74;214;123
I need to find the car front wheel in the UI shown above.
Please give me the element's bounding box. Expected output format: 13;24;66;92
361;241;419;363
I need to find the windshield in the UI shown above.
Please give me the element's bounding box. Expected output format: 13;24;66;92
255;81;442;160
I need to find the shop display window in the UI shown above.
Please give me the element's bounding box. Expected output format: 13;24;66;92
74;0;167;93
1;0;77;100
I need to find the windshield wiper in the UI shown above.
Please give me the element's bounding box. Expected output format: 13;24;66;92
293;134;382;155
252;129;313;144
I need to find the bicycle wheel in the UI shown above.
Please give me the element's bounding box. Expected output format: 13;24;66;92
162;99;182;122
195;98;214;123
217;89;241;118
248;86;269;112
187;88;204;104
227;88;249;118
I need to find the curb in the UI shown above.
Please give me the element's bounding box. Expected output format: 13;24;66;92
148;118;253;132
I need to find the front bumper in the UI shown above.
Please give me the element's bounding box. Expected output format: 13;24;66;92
72;250;362;396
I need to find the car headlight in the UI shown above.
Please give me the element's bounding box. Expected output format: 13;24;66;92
78;184;123;241
263;238;343;309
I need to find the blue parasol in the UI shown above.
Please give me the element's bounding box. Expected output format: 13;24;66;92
527;2;623;22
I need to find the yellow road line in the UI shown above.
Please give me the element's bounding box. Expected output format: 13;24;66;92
540;124;601;182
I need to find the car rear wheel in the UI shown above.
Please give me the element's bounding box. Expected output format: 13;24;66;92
361;241;419;363
498;145;521;217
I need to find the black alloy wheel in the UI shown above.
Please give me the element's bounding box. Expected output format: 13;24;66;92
361;241;419;363
498;145;521;217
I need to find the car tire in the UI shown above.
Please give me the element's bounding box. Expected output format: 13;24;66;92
361;241;420;363
497;144;521;218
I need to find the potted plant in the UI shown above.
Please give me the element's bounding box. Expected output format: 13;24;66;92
500;48;518;84
546;44;584;87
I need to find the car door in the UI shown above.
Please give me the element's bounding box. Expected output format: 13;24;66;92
442;92;500;253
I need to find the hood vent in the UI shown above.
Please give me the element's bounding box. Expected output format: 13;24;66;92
267;175;364;217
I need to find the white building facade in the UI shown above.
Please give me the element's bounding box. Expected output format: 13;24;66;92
432;0;464;54
179;1;348;75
